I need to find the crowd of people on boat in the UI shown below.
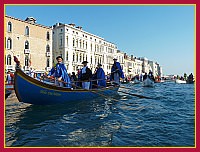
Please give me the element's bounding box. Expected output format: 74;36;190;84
122;70;156;83
175;73;194;83
8;55;194;88
45;56;124;89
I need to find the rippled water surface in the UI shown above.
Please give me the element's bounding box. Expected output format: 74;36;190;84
5;82;195;147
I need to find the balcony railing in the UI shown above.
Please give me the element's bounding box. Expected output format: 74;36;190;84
24;49;30;54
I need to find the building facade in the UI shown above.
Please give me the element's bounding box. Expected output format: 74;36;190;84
52;23;118;74
5;15;163;78
5;15;53;72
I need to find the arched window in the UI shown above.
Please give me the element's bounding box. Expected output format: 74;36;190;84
25;41;29;49
73;53;75;61
66;51;68;61
8;22;12;32
7;54;11;65
25;26;29;36
79;54;82;62
46;45;50;52
79;40;82;48
25;55;29;66
66;36;68;46
47;31;50;40
47;58;50;67
76;53;78;62
76;39;78;47
7;38;12;49
83;54;85;61
73;38;75;47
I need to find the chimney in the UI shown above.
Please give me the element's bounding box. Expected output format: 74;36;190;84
76;26;82;30
131;55;134;60
25;17;36;24
69;23;76;27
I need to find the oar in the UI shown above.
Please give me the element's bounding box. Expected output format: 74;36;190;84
118;90;153;99
70;83;119;102
120;85;136;90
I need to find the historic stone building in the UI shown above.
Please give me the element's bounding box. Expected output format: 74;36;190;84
5;15;163;77
5;15;53;72
52;22;120;74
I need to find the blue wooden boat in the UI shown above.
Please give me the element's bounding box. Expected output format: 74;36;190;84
14;68;119;105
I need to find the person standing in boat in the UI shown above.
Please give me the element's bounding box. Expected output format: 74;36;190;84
6;71;12;84
94;63;106;87
143;73;148;81
148;70;155;81
80;61;92;89
188;73;194;82
48;56;71;88
110;57;124;84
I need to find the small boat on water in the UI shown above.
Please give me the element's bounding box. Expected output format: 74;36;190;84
186;79;194;84
143;77;154;87
5;83;14;90
175;79;186;84
14;68;119;105
155;80;164;83
130;78;140;84
5;89;12;99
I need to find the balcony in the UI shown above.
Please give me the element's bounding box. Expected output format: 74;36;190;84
24;49;30;54
46;52;51;57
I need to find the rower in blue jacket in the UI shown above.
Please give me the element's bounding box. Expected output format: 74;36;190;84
95;63;106;87
48;56;71;88
111;56;124;84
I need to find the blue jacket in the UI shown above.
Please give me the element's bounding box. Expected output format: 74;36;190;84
111;62;124;80
55;63;71;88
96;68;106;87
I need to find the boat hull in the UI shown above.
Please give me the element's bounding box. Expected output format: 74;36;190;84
175;79;186;84
14;69;119;105
143;77;154;87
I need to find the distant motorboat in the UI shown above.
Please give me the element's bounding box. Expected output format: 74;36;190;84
143;77;154;87
175;79;186;84
155;80;165;83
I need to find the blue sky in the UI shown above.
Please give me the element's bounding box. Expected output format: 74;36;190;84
5;5;195;76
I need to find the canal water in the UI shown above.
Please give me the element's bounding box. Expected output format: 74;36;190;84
5;81;195;147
